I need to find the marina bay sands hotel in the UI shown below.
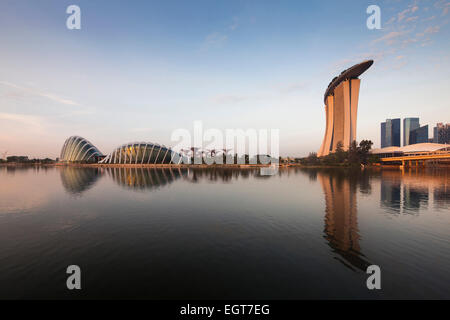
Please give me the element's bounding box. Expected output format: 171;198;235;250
318;60;373;157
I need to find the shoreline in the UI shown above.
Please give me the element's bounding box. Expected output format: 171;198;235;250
1;162;449;169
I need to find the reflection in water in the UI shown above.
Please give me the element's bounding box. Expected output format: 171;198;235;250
403;185;429;211
3;165;51;175
106;167;188;190
58;166;267;194
1;166;449;299
379;169;449;213
316;170;371;272
381;176;401;213
188;167;262;183
57;166;447;274
60;167;101;195
106;167;265;188
435;184;450;209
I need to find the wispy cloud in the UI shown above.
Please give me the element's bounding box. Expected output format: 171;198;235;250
130;127;153;133
211;94;247;104
229;17;239;31
0;81;80;106
405;16;419;22
398;5;419;22
280;82;309;93
202;16;241;50
416;25;441;37
365;0;447;68
0;112;44;130
435;0;450;15
54;109;95;118
202;32;228;49
422;15;436;21
372;31;409;45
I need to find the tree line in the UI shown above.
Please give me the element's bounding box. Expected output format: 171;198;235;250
300;140;379;166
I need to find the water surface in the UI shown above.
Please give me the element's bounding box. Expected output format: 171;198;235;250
0;166;449;299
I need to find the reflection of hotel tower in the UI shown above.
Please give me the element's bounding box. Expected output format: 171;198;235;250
318;60;373;157
318;172;370;271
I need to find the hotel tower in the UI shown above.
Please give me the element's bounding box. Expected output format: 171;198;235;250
318;60;373;157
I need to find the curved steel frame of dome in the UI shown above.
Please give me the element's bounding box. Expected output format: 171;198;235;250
100;142;184;164
60;136;103;162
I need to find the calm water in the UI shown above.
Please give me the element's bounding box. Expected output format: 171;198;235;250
0;166;449;299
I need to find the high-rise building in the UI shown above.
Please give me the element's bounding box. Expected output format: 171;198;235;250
433;123;450;144
410;125;429;145
318;60;373;157
380;118;401;148
381;122;386;148
403;118;420;146
390;119;401;147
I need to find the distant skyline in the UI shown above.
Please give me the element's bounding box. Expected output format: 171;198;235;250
1;0;449;158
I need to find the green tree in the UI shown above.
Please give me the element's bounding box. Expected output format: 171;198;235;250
335;141;347;163
348;140;360;165
358;140;373;164
307;152;319;165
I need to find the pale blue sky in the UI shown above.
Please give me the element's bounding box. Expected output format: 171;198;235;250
0;0;449;158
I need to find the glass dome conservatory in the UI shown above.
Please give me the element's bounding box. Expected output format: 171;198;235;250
60;136;103;163
100;142;183;164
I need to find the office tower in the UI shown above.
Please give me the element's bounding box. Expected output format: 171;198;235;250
381;122;386;148
409;125;429;144
390;118;401;147
380;118;401;148
403;118;420;146
318;60;373;157
433;123;450;144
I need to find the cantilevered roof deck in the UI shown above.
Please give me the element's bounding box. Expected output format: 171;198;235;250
371;143;450;154
324;60;373;104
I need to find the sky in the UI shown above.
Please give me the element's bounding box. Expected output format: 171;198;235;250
0;0;449;158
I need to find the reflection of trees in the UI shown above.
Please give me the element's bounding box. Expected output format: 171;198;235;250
4;166;50;175
317;169;372;272
187;168;264;183
60;167;101;195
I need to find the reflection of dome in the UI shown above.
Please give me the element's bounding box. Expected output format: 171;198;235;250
100;142;184;164
60;136;103;162
106;167;187;190
60;167;101;195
